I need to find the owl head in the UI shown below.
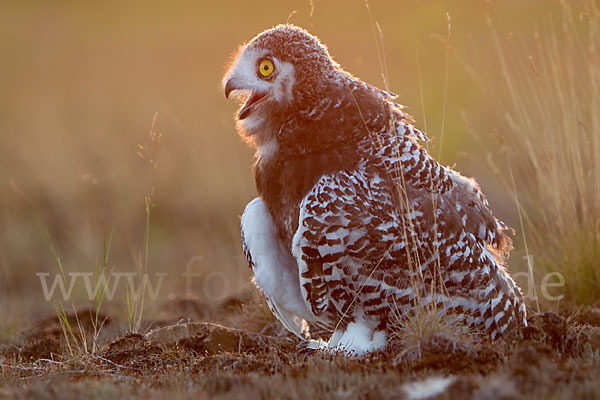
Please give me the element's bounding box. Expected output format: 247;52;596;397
223;25;339;143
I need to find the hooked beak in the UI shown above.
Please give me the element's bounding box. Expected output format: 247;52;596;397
224;78;268;120
224;79;236;99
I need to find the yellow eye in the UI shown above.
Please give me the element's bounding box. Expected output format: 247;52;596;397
259;58;274;77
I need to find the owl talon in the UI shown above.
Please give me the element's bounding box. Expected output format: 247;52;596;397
297;347;318;358
297;339;328;352
297;339;328;359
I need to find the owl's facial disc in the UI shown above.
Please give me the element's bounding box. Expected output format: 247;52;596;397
223;60;271;120
223;48;295;122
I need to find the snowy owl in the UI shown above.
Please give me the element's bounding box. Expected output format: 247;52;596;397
223;24;526;355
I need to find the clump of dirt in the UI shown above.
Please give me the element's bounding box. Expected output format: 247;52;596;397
177;326;243;354
143;321;284;356
1;308;111;361
102;333;175;369
6;328;63;361
521;311;600;357
522;312;567;346
394;334;502;374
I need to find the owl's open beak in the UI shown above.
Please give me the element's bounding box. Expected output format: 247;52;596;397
237;90;268;120
224;79;268;120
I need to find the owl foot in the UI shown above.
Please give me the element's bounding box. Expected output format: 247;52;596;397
297;321;387;357
297;339;328;358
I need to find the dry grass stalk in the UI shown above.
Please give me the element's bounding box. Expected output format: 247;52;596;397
489;0;600;306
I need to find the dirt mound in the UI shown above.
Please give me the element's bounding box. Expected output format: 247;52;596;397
102;333;173;369
144;321;274;355
522;311;600;356
1;308;111;361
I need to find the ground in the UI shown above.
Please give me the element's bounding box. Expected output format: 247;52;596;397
1;296;599;399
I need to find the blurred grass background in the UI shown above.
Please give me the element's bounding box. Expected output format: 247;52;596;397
0;0;584;328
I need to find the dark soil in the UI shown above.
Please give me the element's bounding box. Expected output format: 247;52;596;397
1;299;599;399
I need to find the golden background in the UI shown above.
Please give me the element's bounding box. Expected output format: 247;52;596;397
0;0;562;324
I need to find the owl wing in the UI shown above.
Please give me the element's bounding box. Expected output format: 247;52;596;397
375;130;512;255
290;154;523;336
241;198;311;340
263;296;310;340
291;163;400;322
291;139;514;324
242;232;308;340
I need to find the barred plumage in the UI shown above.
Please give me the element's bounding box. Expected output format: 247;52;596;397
224;24;526;355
